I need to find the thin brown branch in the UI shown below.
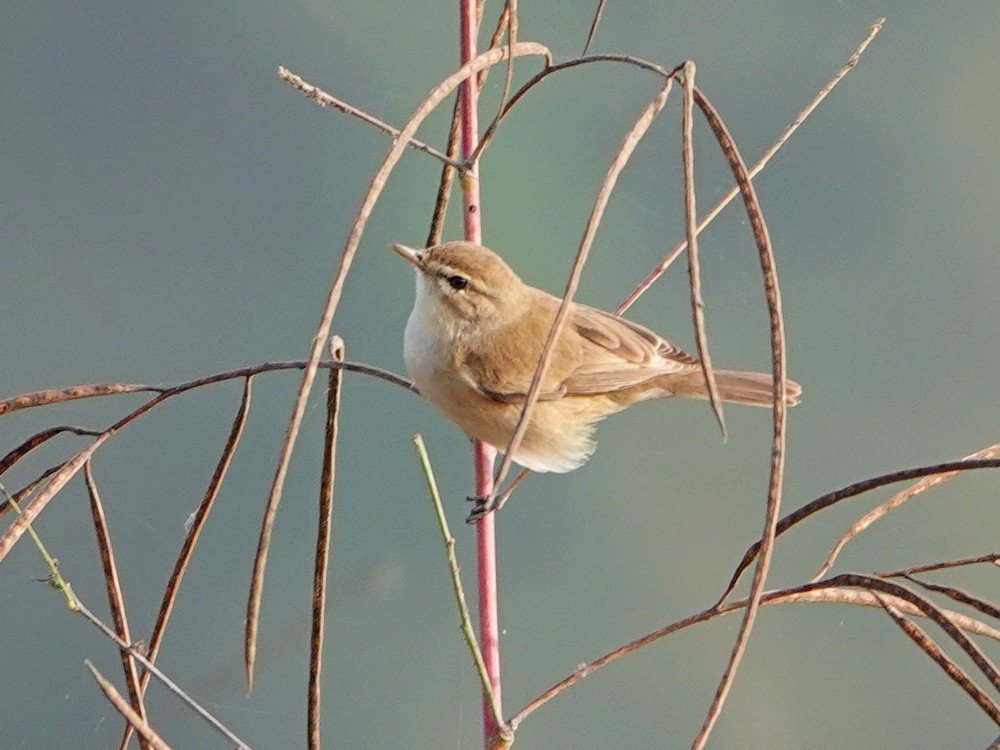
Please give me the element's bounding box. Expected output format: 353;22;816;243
0;383;162;416
487;0;517;151
837;575;1000;690
72;592;254;749
2;360;397;562
121;377;253;750
0;437;113;564
877;553;1000;578
245;40;552;692
0;464;65;520
509;579;1000;730
581;0;607;55
687;85;789;750
813;440;1000;581
680;61;726;439
897;574;1000;622
486;78;676;510
616;18;885;314
426;97;464;248
0;426;102;476
308;338;345;750
0;360;413;419
873;594;1000;726
278;67;464;169
83;462;149;750
86;661;174;750
719;458;1000;605
472;54;671;163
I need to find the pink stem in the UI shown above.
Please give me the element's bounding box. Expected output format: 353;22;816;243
458;1;504;744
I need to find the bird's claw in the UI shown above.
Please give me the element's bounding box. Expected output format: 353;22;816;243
465;494;497;523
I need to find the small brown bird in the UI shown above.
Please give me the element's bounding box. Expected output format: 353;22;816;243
393;241;800;474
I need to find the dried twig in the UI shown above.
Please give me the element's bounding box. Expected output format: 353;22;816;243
121;377;253;750
877;553;1000;578
509;578;1000;730
0;426;101;477
308;339;345;750
581;0;607;55
0;383;161;416
720;458;1000;605
278;67;464;169
874;594;1000;725
687;85;789;750
86;661;173;750
74;593;254;750
896;574;1000;622
680;61;726;439
0;436;113;564
813;440;1000;581
83;462;149;750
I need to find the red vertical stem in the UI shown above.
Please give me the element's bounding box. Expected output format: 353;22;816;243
458;0;503;745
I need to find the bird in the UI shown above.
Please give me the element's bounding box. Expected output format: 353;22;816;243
393;240;800;476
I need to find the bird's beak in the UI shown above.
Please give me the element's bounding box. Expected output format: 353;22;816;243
391;243;425;271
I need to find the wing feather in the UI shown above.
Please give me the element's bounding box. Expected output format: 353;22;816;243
462;296;700;401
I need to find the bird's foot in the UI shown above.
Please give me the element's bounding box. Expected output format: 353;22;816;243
465;494;497;524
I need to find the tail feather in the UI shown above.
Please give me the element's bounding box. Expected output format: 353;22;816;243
670;369;802;406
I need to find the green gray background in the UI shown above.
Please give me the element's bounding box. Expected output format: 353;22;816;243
3;2;999;748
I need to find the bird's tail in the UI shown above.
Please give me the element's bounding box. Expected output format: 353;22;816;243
669;369;802;407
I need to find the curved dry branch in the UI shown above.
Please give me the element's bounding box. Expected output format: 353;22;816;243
308;340;345;750
897;574;1000;622
83;462;149;749
720;458;1000;605
0;383;163;416
0;359;411;534
825;575;1000;691
278;67;464;169
813;440;1000;581
73;594;254;750
120;377;253;750
509;578;1000;730
0;426;101;480
873;594;1000;726
472;54;674;163
581;0;607;55
86;662;173;750
877;553;1000;578
680;61;726;438
687;85;789;750
0;359;413;419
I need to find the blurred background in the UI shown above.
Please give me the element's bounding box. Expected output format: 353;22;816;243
2;2;999;748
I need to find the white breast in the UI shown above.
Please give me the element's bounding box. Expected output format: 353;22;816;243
403;275;454;398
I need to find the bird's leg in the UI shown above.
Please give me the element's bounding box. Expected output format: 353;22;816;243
465;468;531;523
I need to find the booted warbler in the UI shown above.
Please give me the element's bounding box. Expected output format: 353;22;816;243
393;241;800;474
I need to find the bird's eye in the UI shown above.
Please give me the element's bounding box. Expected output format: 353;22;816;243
447;275;470;291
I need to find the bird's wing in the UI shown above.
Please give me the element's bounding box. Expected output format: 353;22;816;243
560;304;700;395
464;298;700;401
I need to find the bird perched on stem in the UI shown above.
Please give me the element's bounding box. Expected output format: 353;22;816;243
393;240;800;475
